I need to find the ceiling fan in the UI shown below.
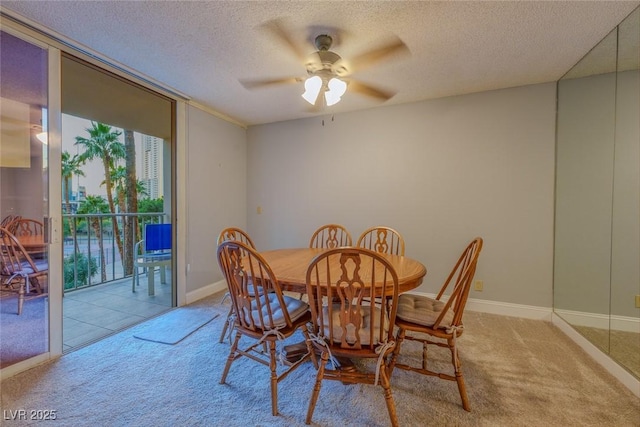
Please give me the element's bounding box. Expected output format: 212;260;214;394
240;20;410;108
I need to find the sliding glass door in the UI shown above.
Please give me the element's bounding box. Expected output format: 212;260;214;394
0;29;53;371
1;19;176;374
60;54;175;352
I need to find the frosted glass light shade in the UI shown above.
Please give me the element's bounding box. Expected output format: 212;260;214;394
325;78;347;106
302;76;323;105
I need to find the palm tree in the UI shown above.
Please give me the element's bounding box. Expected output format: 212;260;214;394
108;166;128;215
124;129;138;277
77;195;110;283
61;151;85;252
75;122;126;271
105;166;149;275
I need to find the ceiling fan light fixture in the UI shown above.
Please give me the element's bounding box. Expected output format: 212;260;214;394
325;77;347;106
302;75;323;105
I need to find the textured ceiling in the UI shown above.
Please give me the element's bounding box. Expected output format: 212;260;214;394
1;1;639;127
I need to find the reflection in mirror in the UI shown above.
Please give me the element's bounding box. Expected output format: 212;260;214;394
554;7;639;379
0;30;50;369
610;7;639;378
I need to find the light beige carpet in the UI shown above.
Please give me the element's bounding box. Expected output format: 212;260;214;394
1;292;638;426
573;325;640;379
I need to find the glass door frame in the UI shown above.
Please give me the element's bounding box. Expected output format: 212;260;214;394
0;20;64;378
1;10;186;378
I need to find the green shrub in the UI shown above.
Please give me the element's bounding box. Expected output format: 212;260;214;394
63;253;98;290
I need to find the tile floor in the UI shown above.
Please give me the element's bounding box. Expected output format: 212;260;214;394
63;271;173;351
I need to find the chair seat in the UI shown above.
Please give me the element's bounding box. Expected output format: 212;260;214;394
245;293;309;328
321;304;388;346
137;252;171;261
396;293;454;329
17;259;48;274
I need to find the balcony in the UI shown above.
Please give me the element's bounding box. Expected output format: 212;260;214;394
63;272;171;352
62;212;174;351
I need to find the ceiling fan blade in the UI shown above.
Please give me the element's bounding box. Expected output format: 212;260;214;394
261;19;308;63
348;37;410;73
240;77;301;90
348;80;396;101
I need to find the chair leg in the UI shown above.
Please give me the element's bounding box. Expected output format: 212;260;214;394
269;341;279;416
306;350;329;424
218;304;234;343
302;325;319;369
422;341;429;370
132;267;138;292
380;367;399;427
147;267;155;296
17;281;25;315
220;332;241;384
449;338;471;411
388;327;406;376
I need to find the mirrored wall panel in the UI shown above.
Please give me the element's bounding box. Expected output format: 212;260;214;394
554;7;639;379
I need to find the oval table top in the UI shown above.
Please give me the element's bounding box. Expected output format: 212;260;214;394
259;247;427;294
15;235;46;253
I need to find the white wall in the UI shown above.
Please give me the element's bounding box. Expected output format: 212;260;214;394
246;83;557;308
185;105;246;293
555;73;616;315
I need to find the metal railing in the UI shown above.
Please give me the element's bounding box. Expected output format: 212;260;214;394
62;212;169;292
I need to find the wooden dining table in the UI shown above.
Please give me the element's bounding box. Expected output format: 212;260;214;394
15;234;47;254
258;247;427;294
253;247;427;365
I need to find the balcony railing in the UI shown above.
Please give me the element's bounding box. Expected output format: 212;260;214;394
62;212;169;292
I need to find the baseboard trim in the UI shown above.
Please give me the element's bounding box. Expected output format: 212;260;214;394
185;280;227;305
410;291;553;321
554;309;639;333
553;313;640;398
0;353;58;381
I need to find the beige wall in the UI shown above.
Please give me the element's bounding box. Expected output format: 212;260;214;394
184;104;247;293
245;83;557;308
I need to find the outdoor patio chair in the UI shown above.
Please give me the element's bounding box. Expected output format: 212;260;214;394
132;223;171;296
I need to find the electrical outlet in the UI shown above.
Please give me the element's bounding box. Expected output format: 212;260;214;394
474;280;483;291
635;295;640;308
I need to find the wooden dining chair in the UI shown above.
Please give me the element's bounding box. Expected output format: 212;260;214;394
305;247;401;427
309;224;352;249
217;227;256;248
388;237;483;412
217;240;317;416
0;226;48;315
1;214;21;228
357;226;405;256
6;218;43;237
6;218;45;257
217;227;257;343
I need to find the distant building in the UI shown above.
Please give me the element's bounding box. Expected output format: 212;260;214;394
62;114;165;209
141;135;163;200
